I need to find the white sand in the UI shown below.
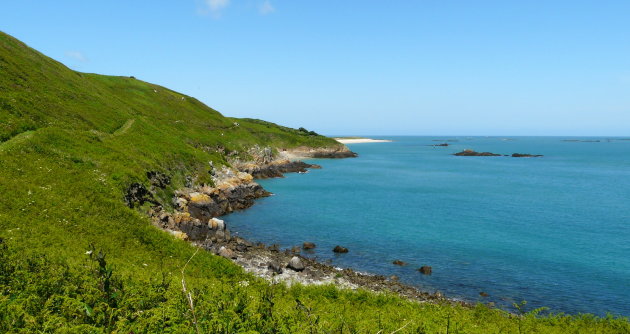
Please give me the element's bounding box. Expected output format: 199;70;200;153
334;138;393;144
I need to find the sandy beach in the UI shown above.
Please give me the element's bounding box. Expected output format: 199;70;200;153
334;138;393;144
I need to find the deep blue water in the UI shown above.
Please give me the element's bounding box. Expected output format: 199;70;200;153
224;137;630;316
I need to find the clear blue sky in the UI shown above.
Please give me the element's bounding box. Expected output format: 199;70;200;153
2;1;629;136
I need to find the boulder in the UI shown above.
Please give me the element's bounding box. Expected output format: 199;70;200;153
392;260;407;266
418;266;432;275
218;246;236;259
302;242;316;250
333;245;349;253
209;217;225;230
267;261;283;274
479;291;489;297
286;256;305;272
291;246;301;254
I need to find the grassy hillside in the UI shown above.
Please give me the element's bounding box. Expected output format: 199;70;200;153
1;31;628;333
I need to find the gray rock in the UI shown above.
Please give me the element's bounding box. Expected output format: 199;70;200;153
218;246;236;259
267;261;283;274
236;237;253;247
209;218;225;231
287;256;305;272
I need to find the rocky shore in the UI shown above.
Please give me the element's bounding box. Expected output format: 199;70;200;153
137;145;452;304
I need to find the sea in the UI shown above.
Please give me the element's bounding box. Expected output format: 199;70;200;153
223;136;630;316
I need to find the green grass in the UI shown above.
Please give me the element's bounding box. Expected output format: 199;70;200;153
1;31;629;333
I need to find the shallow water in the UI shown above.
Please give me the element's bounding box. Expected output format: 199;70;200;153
224;136;630;316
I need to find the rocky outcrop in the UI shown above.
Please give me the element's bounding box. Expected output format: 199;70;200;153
237;160;322;179
512;153;543;158
392;260;407;266
149;166;271;242
454;150;501;157
179;170;270;222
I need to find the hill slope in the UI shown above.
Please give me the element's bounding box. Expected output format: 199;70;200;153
1;31;628;332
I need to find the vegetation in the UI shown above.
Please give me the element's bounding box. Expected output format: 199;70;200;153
1;31;629;332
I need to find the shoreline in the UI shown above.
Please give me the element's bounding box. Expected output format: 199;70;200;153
334;138;393;144
192;233;453;304
147;145;460;306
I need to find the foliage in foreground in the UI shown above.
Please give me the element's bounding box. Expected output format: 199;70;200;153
2;240;629;333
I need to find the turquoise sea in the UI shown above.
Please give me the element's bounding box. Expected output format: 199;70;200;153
224;137;630;316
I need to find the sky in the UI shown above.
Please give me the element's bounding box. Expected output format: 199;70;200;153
1;0;629;136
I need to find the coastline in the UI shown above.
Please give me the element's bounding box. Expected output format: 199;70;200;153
334;138;393;144
146;145;456;306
